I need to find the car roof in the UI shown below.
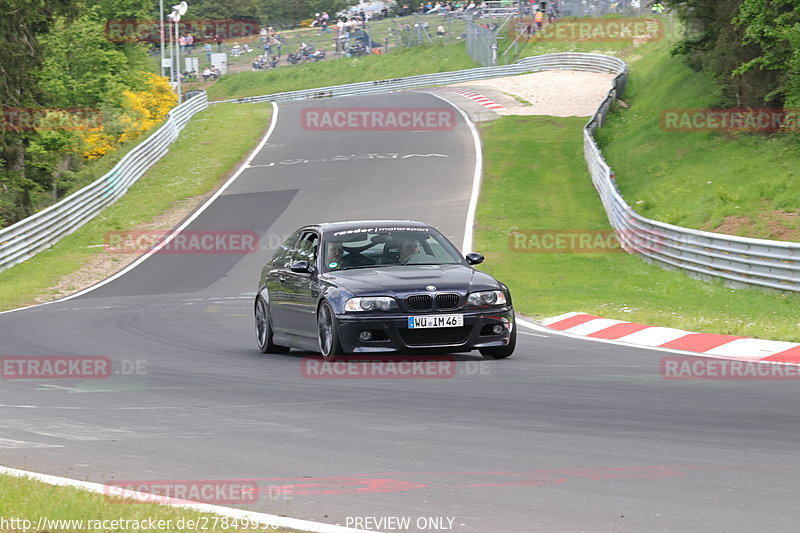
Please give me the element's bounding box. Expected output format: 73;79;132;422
309;220;433;235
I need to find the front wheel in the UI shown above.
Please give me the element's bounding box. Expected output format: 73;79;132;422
317;302;343;362
255;297;290;354
480;325;516;360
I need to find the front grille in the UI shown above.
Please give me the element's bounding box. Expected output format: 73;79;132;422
406;294;433;311
399;326;471;346
435;293;460;310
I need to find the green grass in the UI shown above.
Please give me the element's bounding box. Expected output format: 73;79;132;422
594;37;800;239
474;115;800;341
0;474;298;533
207;41;477;101
0;102;272;311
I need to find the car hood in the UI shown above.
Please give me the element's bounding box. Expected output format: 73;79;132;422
323;264;499;296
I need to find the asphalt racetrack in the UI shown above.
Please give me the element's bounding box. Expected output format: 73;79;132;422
1;92;799;532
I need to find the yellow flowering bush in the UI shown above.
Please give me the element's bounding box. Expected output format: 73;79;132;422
80;72;177;159
81;127;117;160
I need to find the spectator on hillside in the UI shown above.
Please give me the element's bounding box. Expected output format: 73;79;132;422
179;34;187;53
202;66;212;80
185;33;194;54
204;42;212;63
214;33;224;51
436;24;445;37
534;9;544;29
271;31;282;56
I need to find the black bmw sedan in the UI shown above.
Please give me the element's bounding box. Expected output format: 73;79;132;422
254;220;515;361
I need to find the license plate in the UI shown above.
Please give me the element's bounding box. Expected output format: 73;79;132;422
407;314;463;329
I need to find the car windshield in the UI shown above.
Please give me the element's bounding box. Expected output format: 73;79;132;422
322;226;464;271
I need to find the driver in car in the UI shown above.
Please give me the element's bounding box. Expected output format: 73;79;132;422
326;242;344;268
399;239;422;263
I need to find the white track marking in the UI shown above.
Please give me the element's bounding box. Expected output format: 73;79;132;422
705;338;800;359
519;331;549;338
427;92;482;254
0;466;378;533
566;318;627;336
0;439;62;449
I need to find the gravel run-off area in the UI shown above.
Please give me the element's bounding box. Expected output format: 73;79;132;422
450;70;617;117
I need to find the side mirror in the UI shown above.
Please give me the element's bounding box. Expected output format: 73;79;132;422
290;260;314;274
465;252;484;265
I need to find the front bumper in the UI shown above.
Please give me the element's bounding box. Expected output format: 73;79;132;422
335;307;515;354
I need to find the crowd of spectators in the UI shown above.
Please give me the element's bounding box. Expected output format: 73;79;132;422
201;65;221;80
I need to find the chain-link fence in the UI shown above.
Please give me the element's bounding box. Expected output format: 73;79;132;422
465;19;498;66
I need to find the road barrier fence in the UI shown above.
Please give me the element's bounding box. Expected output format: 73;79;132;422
0;93;209;272
3;52;797;293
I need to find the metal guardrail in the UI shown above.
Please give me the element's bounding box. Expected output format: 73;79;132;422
585;74;800;292
3;52;796;292
0;92;209;272
212;53;625;105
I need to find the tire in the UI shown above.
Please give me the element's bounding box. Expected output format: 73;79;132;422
480;325;516;360
317;302;343;362
255;297;290;354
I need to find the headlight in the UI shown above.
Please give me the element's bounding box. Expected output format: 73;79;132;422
467;290;506;307
344;296;395;312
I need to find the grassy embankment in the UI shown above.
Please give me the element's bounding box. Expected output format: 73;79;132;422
474;37;800;341
594;38;800;240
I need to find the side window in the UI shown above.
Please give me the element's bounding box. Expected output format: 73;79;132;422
272;231;301;268
292;231;319;265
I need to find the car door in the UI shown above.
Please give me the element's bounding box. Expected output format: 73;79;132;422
281;230;319;339
266;230;301;334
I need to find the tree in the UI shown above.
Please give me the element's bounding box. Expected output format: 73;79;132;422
0;0;80;226
735;0;800;107
666;0;786;107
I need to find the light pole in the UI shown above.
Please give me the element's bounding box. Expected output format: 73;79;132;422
160;0;166;77
169;2;188;102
